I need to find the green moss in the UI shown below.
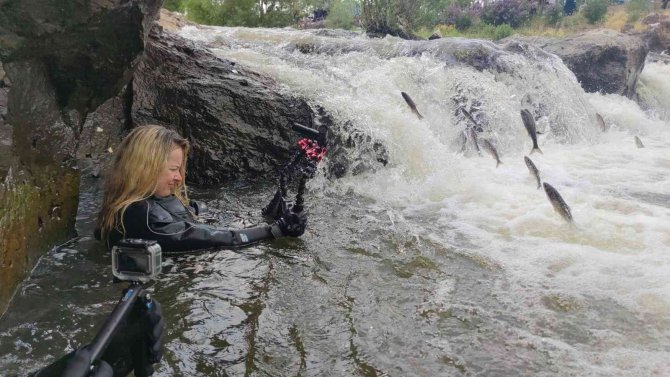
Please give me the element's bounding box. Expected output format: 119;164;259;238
0;169;79;313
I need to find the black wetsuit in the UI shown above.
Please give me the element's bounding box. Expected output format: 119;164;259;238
100;195;279;252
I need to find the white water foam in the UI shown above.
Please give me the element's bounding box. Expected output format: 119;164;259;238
180;26;670;375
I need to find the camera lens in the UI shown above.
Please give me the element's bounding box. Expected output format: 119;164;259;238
119;252;150;273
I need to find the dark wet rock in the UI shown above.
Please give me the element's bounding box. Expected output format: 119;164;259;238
0;0;162;114
428;31;443;40
77;85;131;160
130;27;388;185
132;27;315;185
642;13;670;53
511;30;649;98
0;0;160;314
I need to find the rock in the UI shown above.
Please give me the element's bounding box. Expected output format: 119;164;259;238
428;31;443;40
641;13;670;53
131;27;321;185
158;9;195;32
0;0;160;314
512;29;648;98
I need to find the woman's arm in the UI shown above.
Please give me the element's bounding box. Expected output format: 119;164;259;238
121;201;276;252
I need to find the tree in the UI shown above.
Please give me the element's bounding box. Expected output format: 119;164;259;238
582;0;607;24
564;0;576;15
361;0;421;38
326;0;361;29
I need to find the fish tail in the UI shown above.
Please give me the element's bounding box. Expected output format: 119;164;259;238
530;146;543;155
496;160;502;168
417;112;424;120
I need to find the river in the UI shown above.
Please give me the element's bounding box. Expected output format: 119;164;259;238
0;27;669;376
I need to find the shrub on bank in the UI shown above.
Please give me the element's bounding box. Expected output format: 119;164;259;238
480;0;532;28
545;4;565;27
583;0;609;23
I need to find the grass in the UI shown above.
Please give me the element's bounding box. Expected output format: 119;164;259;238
419;6;670;42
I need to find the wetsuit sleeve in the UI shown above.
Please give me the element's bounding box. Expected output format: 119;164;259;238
122;201;275;252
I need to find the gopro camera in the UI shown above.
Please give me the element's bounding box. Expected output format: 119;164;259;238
111;239;162;282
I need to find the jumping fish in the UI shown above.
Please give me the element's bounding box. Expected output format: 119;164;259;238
524;156;541;189
543;182;573;223
595;113;609;132
460;108;482;155
481;139;502;168
634;136;645;148
469;127;481;155
401;92;424;120
520;109;543;155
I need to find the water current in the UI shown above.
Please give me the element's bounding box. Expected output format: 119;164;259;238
0;27;668;376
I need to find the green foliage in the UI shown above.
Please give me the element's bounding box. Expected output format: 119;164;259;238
544;4;564;27
626;0;650;14
454;13;473;31
326;0;360;29
626;0;650;22
493;23;513;39
183;0;226;25
582;0;608;24
163;0;184;12
480;0;532;28
361;0;422;38
172;0;332;27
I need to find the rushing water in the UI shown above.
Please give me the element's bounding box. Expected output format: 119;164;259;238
1;27;669;376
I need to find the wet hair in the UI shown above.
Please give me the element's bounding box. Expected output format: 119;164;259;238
96;125;189;242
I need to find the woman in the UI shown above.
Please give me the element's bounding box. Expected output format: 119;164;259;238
96;125;306;252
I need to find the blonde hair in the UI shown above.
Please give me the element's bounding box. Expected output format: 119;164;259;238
97;125;190;241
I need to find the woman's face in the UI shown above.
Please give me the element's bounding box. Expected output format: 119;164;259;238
155;145;184;197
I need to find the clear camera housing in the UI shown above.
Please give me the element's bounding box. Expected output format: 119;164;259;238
111;239;162;282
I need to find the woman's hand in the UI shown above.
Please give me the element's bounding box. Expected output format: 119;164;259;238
271;208;307;238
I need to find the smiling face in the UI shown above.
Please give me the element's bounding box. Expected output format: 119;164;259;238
155;145;184;197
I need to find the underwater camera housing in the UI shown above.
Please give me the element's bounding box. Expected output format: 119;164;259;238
262;123;327;220
111;239;162;283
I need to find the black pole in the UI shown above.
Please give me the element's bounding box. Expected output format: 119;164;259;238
293;174;307;213
89;283;143;362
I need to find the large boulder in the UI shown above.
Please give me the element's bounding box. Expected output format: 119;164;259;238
129;26;387;184
641;13;670;53
131;27;319;185
513;30;648;98
0;0;160;314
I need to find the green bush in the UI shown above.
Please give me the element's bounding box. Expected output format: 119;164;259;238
626;0;650;15
183;0;225;25
326;0;360;29
627;11;641;23
544;4;564;27
480;0;532;28
493;23;513;40
582;0;608;24
472;23;496;39
454;14;473;31
361;0;421;37
163;0;184;12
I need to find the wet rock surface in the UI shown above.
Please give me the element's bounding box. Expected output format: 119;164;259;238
511;30;649;99
642;13;670;54
0;0;160;314
132;27;318;185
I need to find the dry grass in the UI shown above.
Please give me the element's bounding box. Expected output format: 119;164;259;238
422;6;669;41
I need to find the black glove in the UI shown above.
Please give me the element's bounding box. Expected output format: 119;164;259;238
62;346;113;377
270;207;307;238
